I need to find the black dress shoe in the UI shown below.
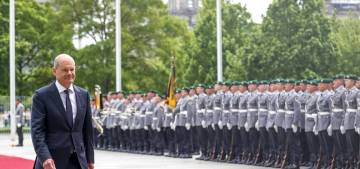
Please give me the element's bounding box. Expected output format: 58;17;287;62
15;144;23;147
286;164;300;169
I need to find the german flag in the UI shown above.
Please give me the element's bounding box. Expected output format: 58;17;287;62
166;59;176;108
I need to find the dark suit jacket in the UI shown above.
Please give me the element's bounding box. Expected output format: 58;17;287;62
31;82;94;169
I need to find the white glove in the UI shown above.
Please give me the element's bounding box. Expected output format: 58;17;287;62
144;126;148;130
327;125;332;136
171;124;176;130
313;126;318;135
218;121;223;127
227;123;232;129
356;128;360;134
292;124;298;133
185;123;191;130
340;125;345;134
17;123;22;128
124;125;129;130
156;127;161;132
255;121;259;131
201;120;206;128
245;122;249;132
211;123;215;130
274;125;278;133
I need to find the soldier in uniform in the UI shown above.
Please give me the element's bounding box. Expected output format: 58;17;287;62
343;75;359;168
164;90;181;157
205;84;215;161
151;95;165;155
144;91;157;154
194;84;209;160
228;81;241;163
218;81;232;161
174;88;194;158
329;75;347;168
264;80;278;167
256;80;270;166
273;79;287;168
188;86;199;154
210;82;224;160
15;98;25;147
315;79;333;169
245;80;259;165
304;80;320;169
294;80;310;166
238;82;249;164
282;80;301;169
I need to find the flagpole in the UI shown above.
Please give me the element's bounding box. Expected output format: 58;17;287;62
9;0;16;143
216;0;223;82
115;0;122;91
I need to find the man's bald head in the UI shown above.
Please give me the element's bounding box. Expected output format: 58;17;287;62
53;54;76;88
53;54;75;69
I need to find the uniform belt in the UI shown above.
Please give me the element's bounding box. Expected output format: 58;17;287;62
278;109;285;113
301;109;305;113
346;109;357;113
223;110;230;113
231;109;239;112
110;113;115;115
332;108;343;113
197;110;205;114
259;108;268;112
239;109;247;113
180;111;188;115
248;109;257;112
140;115;146;117
318;112;330;116
145;111;153;115
207;110;214;113
269;111;276;115
152;117;158;121
214;107;221;110
166;114;172;117
305;114;316;119
286;111;294;115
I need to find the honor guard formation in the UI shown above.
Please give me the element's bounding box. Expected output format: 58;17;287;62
91;74;360;169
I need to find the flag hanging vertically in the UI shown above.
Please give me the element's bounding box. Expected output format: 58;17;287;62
166;58;176;108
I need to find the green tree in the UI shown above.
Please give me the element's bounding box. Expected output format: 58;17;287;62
243;0;337;80
0;0;74;96
183;0;254;85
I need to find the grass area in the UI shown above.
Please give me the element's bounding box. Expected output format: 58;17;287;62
0;127;30;134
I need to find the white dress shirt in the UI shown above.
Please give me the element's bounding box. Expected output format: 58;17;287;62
55;80;77;123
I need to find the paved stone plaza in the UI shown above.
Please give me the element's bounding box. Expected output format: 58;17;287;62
0;134;274;169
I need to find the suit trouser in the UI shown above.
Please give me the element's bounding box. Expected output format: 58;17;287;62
239;126;249;156
144;125;152;152
249;127;259;157
221;126;231;155
207;126;216;156
196;126;209;156
213;124;223;156
259;127;268;160
16;126;23;145
285;128;301;165
153;130;165;153
191;126;199;153
318;130;332;166
66;153;81;169
306;131;319;163
276;127;286;158
175;126;191;154
331;130;346;167
164;127;176;153
345;129;359;163
230;126;241;158
123;129;130;150
267;127;277;158
115;126;122;149
110;127;117;148
92;127;99;147
298;128;309;163
129;129;136;150
104;128;111;148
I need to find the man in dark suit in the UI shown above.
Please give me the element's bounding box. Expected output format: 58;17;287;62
31;54;95;169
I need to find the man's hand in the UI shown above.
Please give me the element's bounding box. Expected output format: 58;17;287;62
43;159;56;169
88;163;94;169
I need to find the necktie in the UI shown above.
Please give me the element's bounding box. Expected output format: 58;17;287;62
64;89;73;127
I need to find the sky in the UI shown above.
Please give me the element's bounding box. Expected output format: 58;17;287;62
233;0;272;23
